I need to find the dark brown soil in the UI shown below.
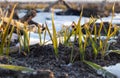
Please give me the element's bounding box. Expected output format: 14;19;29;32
0;36;120;78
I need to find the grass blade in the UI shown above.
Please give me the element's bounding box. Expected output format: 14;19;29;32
38;26;42;45
106;50;120;55
43;28;47;45
84;61;117;78
45;23;53;43
77;6;84;61
0;64;34;73
107;3;115;37
6;25;15;55
51;12;58;56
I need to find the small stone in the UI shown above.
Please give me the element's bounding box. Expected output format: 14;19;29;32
0;56;9;64
30;69;54;78
58;73;69;78
17;69;54;78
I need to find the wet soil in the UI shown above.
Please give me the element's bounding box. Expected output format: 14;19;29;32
0;36;120;78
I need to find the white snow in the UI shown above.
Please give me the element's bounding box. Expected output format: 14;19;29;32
103;63;120;78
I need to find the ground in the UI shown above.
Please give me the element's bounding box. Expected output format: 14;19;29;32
0;36;120;78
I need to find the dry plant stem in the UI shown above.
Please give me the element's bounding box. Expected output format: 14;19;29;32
38;26;42;45
70;41;75;63
6;24;15;55
23;23;30;52
43;29;47;45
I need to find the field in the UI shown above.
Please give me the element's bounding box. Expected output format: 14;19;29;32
0;1;120;78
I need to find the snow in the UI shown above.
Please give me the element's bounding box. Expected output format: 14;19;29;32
103;63;120;78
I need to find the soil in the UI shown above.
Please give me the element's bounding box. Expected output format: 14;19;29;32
0;36;120;78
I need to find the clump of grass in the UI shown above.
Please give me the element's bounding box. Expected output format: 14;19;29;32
15;22;30;53
58;25;72;45
0;4;31;54
96;3;118;59
37;24;47;46
63;4;118;61
83;21;98;59
0;4;17;55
